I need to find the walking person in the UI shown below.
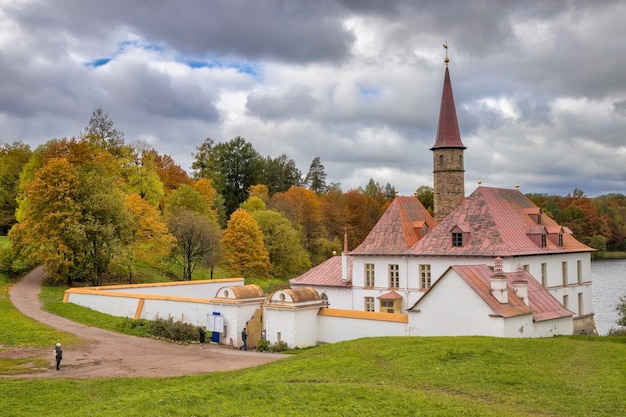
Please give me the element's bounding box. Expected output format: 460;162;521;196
240;324;248;351
198;326;206;348
54;342;63;370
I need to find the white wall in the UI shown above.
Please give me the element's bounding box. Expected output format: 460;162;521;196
317;312;407;344
97;279;243;297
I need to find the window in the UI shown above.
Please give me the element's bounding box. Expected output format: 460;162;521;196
541;234;547;247
365;263;375;288
541;263;547;287
452;232;463;247
578;293;583;316
577;260;582;284
523;264;529;272
558;233;563;247
439;154;444;166
388;264;399;288
380;300;396;314
420;264;431;289
562;261;568;286
563;294;569;310
364;297;374;312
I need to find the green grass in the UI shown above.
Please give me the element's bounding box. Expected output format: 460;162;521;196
0;336;624;416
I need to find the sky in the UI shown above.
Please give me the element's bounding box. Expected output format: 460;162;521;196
1;0;625;197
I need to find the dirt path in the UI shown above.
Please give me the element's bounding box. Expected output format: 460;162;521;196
4;267;284;379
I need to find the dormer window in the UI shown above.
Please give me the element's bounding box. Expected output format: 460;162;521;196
450;223;470;248
541;234;547;247
452;232;463;247
558;233;563;247
524;207;542;224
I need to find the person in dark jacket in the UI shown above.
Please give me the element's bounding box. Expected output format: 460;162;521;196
198;327;206;348
54;342;63;370
240;324;248;351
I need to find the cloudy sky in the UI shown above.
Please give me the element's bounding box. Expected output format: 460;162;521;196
1;0;625;197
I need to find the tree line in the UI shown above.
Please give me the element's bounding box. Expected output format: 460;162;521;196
0;109;398;285
1;109;624;286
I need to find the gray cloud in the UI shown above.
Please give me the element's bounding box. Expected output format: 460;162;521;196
1;0;625;197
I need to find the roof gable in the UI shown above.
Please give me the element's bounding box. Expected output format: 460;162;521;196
409;264;572;321
351;196;436;255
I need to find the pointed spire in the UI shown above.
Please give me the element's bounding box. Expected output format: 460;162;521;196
431;52;466;150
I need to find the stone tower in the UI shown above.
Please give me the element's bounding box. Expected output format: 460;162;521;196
431;53;466;222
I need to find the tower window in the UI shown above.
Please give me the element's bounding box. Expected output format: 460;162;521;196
439;154;444;166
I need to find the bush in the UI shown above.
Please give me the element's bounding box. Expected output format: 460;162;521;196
607;327;626;336
148;315;197;343
256;339;270;352
255;339;288;352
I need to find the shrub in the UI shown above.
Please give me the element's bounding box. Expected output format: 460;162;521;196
256;339;270;352
148;315;197;343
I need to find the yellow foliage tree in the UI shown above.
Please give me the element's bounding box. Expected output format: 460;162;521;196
222;209;270;279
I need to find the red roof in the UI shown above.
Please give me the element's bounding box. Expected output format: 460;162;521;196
409;264;572;321
407;187;594;257
350;196;436;255
431;66;465;150
378;290;403;300
289;256;352;288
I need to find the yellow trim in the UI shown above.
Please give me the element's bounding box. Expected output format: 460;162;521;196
64;288;214;304
134;299;145;320
71;278;244;291
319;308;408;323
62;292;70;303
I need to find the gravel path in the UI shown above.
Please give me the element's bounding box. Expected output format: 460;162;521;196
5;267;284;379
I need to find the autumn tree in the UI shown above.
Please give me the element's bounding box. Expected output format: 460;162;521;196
168;210;222;280
122;194;175;283
270;186;329;264
0;141;32;234
222;208;270;279
304;156;328;194
9;158;82;285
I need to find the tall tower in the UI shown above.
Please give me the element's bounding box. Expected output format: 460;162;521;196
431;47;466;222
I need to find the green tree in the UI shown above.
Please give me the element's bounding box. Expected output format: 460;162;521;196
165;184;210;217
260;153;302;195
123;146;165;207
250;209;311;277
222;209;270;279
0;141;32;234
304;156;328;194
415;185;434;212
617;297;626;327
80;108;125;156
168;210;222;280
76;168;128;285
192;137;263;216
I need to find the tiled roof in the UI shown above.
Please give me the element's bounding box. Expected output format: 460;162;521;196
350;196;436;255
431;66;466;150
406;187;594;256
289;256;352;288
409;264;572;321
378;290;403;300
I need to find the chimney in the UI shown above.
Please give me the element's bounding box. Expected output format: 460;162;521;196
490;257;508;303
512;263;529;306
341;227;350;283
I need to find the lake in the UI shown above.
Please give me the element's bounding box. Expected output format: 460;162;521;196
592;259;626;335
